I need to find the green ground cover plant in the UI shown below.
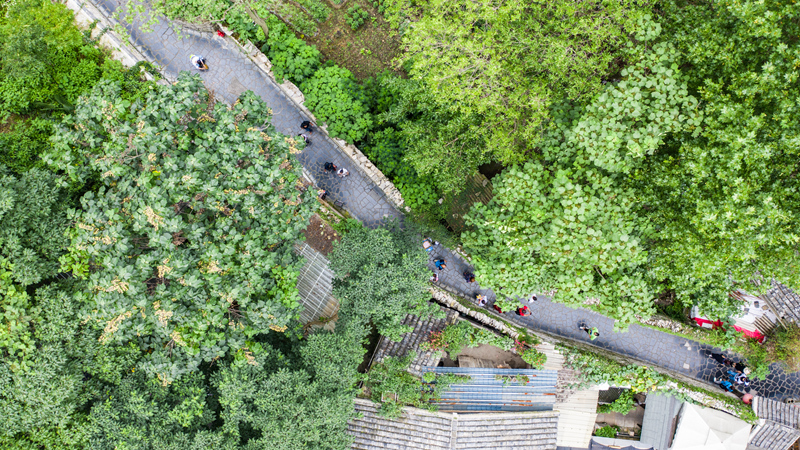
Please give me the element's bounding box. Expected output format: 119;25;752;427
421;321;514;358
301;65;374;142
346;5;370;30
365;352;469;418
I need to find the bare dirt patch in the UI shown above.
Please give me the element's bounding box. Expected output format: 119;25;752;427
301;214;341;256
305;0;403;80
440;344;529;369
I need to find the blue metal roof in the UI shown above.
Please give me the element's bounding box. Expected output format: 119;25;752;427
422;366;558;412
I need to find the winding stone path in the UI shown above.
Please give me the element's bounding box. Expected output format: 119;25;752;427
90;0;800;401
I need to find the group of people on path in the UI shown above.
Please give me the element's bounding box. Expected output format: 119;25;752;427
709;352;752;395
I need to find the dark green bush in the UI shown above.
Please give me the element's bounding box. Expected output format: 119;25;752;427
346;5;370;30
300;65;373;142
257;17;322;84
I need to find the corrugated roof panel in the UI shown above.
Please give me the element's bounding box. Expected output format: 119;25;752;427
422;366;558;413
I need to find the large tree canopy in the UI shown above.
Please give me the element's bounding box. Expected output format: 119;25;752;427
392;0;649;192
328;224;441;341
637;0;800;317
464;30;700;328
48;75;317;383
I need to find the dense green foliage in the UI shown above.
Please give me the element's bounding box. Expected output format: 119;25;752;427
598;390;636;415
329;224;441;341
422;321;514;358
365;353;468;418
259;16;321;84
387;0;648;192
301;65;374;142
0;0;102;117
0;167;71;285
595;426;619;438
362;127;439;215
48;75;317;383
638;0;800;317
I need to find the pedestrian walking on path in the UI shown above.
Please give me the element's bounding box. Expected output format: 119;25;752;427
516;305;531;317
324;162;337;172
297;133;311;145
579;322;600;340
337;167;349;178
190;54;208;71
476;294;487;307
430;273;439;283
422;238;438;253
434;259;447;271
463;271;475;283
528;294;538;303
714;376;735;392
301;120;314;133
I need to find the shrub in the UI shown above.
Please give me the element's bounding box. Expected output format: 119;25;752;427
346;5;370;30
595;426;618;438
257;17;322;84
514;342;547;369
769;325;800;372
363;128;441;214
366;353;468;417
300;65;373;142
597;390;636;415
421;321;514;358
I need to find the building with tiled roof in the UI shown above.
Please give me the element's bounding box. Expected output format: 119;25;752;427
348;398;559;450
748;397;800;450
371;306;459;376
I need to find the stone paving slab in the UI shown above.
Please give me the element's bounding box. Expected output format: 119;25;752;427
83;0;800;401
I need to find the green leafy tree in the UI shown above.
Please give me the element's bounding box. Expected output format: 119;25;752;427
48;74;317;384
213;317;367;449
0;166;71;285
637;0;800;317
464;32;698;328
394;0;648;191
0;280;143;449
0;0;102;116
328;224;441;341
87;371;231;449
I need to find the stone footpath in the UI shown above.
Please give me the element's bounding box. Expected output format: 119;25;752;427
70;0;800;401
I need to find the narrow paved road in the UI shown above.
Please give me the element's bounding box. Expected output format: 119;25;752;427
94;0;800;400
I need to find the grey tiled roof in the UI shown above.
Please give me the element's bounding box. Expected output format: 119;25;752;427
640;394;682;450
755;397;800;428
749;397;800;450
748;421;800;450
763;281;800;323
349;398;559;450
372;306;459;377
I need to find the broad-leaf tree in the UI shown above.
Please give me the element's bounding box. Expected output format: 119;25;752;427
213;318;367;450
464;33;699;328
395;0;648;191
638;0;800;317
0;166;71;285
49;74;317;383
328;224;441;341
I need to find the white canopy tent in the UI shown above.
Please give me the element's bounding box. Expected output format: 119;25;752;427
670;403;751;450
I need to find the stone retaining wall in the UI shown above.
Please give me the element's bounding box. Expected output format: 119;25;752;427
429;285;730;396
65;0;152;72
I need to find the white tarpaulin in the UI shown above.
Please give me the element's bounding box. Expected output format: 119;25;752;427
670;403;751;450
